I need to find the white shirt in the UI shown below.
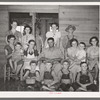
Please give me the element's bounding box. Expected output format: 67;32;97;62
45;30;61;48
76;49;86;62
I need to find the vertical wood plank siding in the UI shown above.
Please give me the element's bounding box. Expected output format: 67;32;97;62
59;5;99;45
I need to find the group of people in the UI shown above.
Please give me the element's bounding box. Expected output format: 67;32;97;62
4;20;99;91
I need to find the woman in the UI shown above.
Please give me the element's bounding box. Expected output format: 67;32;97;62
66;38;80;82
87;36;99;83
22;25;35;50
45;23;61;48
4;34;16;71
21;40;39;81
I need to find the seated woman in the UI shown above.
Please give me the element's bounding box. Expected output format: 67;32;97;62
4;34;15;72
86;36;99;83
74;62;97;91
23;60;41;90
58;60;74;91
41;60;60;91
21;39;39;81
65;38;80;82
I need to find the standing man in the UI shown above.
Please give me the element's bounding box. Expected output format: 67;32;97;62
6;20;22;44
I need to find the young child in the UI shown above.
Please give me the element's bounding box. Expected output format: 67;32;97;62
11;42;24;75
76;42;86;62
58;60;74;91
22;60;41;91
41;60;60;91
74;62;97;91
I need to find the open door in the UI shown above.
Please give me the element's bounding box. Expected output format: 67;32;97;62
35;13;58;43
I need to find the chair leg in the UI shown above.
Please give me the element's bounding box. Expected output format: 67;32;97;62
4;64;6;84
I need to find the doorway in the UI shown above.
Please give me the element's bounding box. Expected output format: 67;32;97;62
35;13;58;43
9;12;32;35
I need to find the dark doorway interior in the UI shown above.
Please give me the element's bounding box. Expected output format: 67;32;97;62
9;12;32;34
35;13;58;43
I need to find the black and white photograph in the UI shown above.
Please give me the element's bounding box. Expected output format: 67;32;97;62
0;2;99;97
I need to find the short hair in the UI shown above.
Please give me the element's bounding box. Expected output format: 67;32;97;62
47;37;54;42
7;34;16;42
61;59;70;65
15;42;22;47
24;25;32;34
80;62;87;66
89;36;99;46
11;20;18;25
65;25;76;32
30;60;38;65
50;22;59;28
28;39;36;45
70;38;78;46
79;42;86;48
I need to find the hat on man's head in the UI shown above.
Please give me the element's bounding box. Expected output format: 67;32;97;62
65;25;76;32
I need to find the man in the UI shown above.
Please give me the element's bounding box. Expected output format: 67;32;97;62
6;20;22;44
39;37;64;81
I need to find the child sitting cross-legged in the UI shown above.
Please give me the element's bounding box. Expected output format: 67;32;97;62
58;60;74;91
22;60;41;91
73;62;97;91
41;60;60;91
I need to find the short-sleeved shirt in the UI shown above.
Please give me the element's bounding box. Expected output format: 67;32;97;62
4;45;14;56
6;30;22;43
39;47;64;59
87;46;99;59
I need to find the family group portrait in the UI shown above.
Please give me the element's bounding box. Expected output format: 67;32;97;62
0;4;99;92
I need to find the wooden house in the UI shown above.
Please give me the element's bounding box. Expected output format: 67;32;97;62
0;5;99;78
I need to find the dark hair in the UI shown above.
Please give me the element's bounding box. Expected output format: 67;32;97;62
23;25;32;35
30;60;38;65
80;62;87;66
70;38;78;46
15;42;22;47
11;20;18;25
65;25;76;32
28;39;36;45
89;36;99;46
79;42;86;49
51;22;59;27
61;59;70;65
47;37;54;42
7;34;16;42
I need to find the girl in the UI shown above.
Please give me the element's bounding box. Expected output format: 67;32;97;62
21;40;39;81
22;25;35;50
87;36;99;83
4;34;16;72
11;42;24;75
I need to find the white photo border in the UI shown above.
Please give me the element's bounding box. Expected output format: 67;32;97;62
0;2;99;98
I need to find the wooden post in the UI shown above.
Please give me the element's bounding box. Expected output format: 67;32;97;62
31;12;36;39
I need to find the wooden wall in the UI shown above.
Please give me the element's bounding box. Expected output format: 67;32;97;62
59;5;99;46
0;5;99;78
0;6;9;78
